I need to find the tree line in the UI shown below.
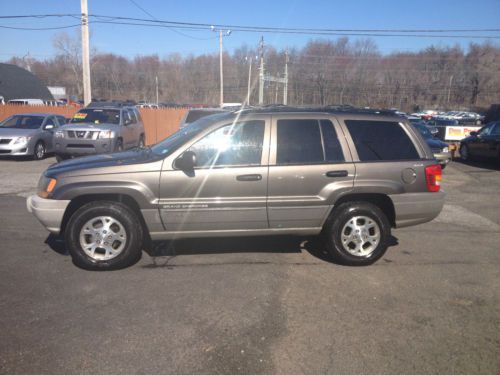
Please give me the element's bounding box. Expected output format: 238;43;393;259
6;32;500;112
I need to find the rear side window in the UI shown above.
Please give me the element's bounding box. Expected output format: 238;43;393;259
345;120;419;161
276;119;344;165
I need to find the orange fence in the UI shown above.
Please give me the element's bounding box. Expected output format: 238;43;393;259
0;104;187;145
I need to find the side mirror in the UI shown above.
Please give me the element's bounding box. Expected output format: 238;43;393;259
124;119;132;126
174;151;197;170
470;131;478;137
44;124;54;130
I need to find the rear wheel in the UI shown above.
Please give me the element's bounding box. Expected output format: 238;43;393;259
33;141;45;160
324;202;391;266
65;201;143;270
138;135;145;148
115;139;123;152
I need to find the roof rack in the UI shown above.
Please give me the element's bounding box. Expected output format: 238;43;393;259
237;104;398;116
86;100;135;108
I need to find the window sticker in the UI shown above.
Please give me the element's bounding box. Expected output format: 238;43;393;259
73;113;87;120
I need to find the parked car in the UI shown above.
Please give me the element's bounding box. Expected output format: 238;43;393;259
0;113;67;159
27;106;444;270
7;98;45;106
53;102;145;161
412;123;451;168
179;108;229;128
459;122;500;162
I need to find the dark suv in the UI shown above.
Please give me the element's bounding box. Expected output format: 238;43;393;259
54;102;145;161
28;107;445;270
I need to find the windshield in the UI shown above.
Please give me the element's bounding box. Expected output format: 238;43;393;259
0;115;44;129
151;113;230;157
71;109;121;125
414;123;432;139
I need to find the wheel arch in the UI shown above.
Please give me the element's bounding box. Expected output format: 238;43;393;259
60;193;150;244
324;193;396;229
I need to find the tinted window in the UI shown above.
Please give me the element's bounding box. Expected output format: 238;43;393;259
490;123;500;135
320;120;344;162
345;120;419;161
277;119;344;165
188;121;265;167
44;117;55;127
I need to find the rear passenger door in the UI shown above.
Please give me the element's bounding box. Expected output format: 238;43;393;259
267;116;355;229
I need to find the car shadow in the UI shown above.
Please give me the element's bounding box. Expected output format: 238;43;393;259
45;233;400;267
453;157;500;171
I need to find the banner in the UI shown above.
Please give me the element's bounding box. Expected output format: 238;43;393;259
445;126;481;141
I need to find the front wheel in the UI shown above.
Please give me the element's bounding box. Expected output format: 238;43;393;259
324;202;391;266
65;201;143;270
33;141;45;160
460;143;471;161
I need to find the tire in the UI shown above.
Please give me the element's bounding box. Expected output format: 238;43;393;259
33;141;45;160
138;135;145;148
460;143;471;161
65;201;143;270
115;139;123;152
55;154;70;162
324;202;391;266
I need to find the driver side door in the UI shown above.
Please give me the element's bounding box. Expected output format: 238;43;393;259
158;119;270;233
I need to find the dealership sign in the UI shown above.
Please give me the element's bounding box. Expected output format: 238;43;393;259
445;126;481;141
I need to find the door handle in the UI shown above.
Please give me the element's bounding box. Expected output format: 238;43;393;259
326;170;348;178
236;174;262;182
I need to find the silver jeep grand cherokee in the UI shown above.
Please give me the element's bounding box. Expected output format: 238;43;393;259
54;102;145;161
27;107;445;270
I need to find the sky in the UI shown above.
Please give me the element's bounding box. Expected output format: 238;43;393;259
1;0;499;60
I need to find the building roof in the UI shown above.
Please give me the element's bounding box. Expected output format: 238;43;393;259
0;63;54;102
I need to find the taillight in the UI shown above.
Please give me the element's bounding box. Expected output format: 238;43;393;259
425;164;442;192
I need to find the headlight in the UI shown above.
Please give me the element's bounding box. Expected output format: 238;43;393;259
13;136;31;144
442;147;449;153
54;130;65;138
99;130;115;139
37;175;57;198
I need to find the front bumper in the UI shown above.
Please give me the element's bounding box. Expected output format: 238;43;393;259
54;137;117;156
0;142;32;156
26;195;70;235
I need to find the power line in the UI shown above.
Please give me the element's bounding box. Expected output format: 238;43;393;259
1;13;500;38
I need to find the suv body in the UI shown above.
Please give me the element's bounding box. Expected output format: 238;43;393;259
27;107;445;270
0;113;67;159
53;103;145;160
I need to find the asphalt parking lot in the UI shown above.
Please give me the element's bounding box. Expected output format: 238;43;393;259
0;156;499;374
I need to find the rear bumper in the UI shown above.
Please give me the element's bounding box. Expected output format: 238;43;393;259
26;195;70;235
434;151;451;165
390;191;445;228
54;138;117;156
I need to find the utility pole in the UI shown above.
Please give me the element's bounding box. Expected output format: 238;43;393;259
211;26;231;108
258;36;265;105
81;0;92;105
447;75;454;105
283;49;289;105
155;76;159;105
246;57;252;107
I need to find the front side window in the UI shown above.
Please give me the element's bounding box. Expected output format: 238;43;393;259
276;119;344;165
187;121;265;168
478;124;494;136
490;123;500;135
127;109;137;124
345;120;419;161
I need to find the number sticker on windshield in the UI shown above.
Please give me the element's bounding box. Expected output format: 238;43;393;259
73;113;87;120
